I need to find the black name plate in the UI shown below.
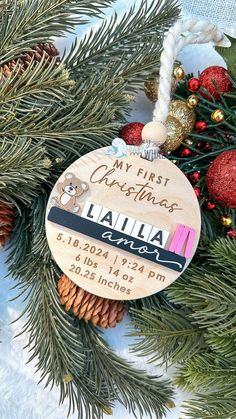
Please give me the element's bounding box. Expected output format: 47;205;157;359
48;206;186;272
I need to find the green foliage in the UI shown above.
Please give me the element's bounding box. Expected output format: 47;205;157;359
0;139;50;205
130;307;205;365
66;0;180;91
166;239;236;335
216;35;236;79
79;322;174;418
130;238;236;418
0;0;115;65
0;0;180;417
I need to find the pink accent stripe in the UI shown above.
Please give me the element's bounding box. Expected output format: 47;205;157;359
175;227;189;255
168;224;185;253
185;228;195;258
168;224;196;258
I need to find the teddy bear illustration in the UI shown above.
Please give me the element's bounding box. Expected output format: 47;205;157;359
51;172;89;213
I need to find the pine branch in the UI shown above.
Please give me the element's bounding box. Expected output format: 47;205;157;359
0;79;129;161
66;0;180;91
165;240;236;336
0;58;74;105
0;0;114;65
182;393;236;419
8;202;110;418
206;334;236;362
129;307;205;365
78;321;174;419
174;353;236;393
0;139;50;205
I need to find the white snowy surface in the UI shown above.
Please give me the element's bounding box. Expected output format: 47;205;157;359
0;1;226;418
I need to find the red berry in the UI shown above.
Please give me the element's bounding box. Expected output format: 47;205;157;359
190;171;201;183
188;77;200;92
180;148;192;157
205;201;216;211
194;187;201;198
195;120;207;132
120;122;144;145
227;229;236;238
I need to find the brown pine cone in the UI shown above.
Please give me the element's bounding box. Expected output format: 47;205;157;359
58;274;126;328
1;43;60;80
0;202;15;247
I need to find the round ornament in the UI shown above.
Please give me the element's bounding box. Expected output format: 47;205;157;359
144;73;177;102
194;187;201;199
144;74;158;102
180;147;192;157
195;120;207;132
206;150;236;208
188;77;200;92
227;229;236;239
199;66;232;100
211;109;225;123
45;144;201;300
220;215;232;227
168;100;196;134
205;201;216;211
120;122;144;145
161;116;185;153
173;65;185;80
187;94;200;109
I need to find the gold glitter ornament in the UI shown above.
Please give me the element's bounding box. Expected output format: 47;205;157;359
187;94;200;109
211;109;225;123
161;116;185;152
144;73;158;102
144;73;177;102
168;100;196;134
173;65;185;80
220;215;232;227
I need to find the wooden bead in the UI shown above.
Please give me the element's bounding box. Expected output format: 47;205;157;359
141;121;167;144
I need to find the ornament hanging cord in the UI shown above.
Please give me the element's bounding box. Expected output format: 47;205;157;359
141;19;230;160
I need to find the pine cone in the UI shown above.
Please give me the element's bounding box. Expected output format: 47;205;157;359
1;43;60;80
0;202;15;247
58;274;126;328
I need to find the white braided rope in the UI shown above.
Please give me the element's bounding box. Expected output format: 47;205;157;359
153;19;227;124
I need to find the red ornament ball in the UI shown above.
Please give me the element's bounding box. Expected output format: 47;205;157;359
205;201;216;211
194;187;201;199
227;229;236;239
180;147;192;157
195;120;207;132
206;150;236;208
188;77;200;92
199;66;232;100
120;122;144;145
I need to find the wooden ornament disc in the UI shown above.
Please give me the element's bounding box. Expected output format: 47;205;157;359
45;147;201;300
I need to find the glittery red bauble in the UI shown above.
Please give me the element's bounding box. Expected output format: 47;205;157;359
190;171;201;183
206;150;236;208
180;147;192;157
194;187;201;198
195;120;207;132
188;77;200;92
205;201;216;211
120;122;144;145
199;66;232;100
227;229;236;238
